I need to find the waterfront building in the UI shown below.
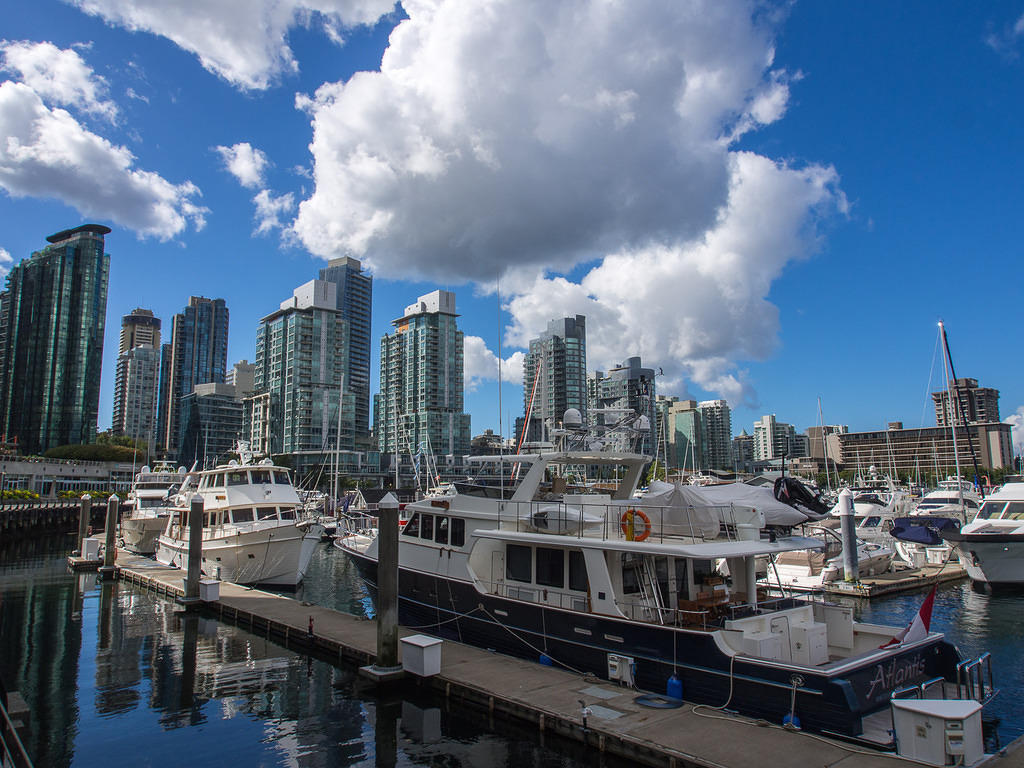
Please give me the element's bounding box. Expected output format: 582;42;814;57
698;400;733;470
837;421;1013;477
157;296;229;454
375;290;471;476
319;256;373;447
251;280;349;474
112;345;160;452
654;396;703;471
0;224;110;454
521;315;587;444
112;308;161;446
589;357;657;456
227;359;256;396
807;424;846;466
732;430;755;474
177;382;244;468
932;377;1000;428
753;414;805;462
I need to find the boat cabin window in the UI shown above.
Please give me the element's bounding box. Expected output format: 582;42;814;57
507;544;532;583
403;513;420;537
273;470;290;484
421;514;434;540
1002;502;1024;520
536;547;564;588
451;518;465;547
434;516;449;544
279;508;296;520
227;471;248;486
621;554;642;595
862;516;881;528
977;501;1004;520
257;507;278;521
569;551;588;591
250;469;272;485
232;508;254;523
205;473;225;489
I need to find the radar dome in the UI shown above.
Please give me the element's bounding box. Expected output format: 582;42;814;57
563;408;582;427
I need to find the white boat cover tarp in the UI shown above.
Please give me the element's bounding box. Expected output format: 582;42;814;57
630;481;721;538
694;483;812;527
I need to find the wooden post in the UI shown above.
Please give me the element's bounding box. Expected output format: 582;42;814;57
77;494;92;552
184;494;204;603
99;494;118;577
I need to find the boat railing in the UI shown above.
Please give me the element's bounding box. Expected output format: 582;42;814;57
0;691;33;768
957;652;996;704
501;499;757;544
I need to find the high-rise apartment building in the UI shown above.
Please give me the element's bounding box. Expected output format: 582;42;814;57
521;315;587;443
654;396;703;471
590;357;657;456
0;224;110;454
251;280;349;461
698;400;733;470
932;378;1000;427
376;290;471;462
112;308;162;444
178;382;244;468
732;430;755;474
319;256;372;446
157;296;229;453
753;414;803;462
119;307;160;353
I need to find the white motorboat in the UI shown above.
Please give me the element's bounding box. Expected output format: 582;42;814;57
912;477;981;522
764;525;895;592
336;417;991;740
120;463;188;554
155;453;322;587
942;482;1024;587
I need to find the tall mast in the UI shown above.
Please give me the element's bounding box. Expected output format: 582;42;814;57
939;320;985;504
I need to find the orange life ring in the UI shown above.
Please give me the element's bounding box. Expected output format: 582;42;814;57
620;509;651;541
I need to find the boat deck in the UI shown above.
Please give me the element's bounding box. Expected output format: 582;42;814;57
107;549;1013;768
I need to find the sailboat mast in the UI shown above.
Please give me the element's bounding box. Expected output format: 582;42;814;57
939;321;985;501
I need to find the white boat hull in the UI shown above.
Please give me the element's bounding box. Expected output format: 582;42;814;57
155;524;321;587
120;514;169;555
953;540;1024;585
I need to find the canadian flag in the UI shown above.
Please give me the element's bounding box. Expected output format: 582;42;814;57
880;585;937;649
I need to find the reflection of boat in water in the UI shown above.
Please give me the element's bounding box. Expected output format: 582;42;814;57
155;450;322;587
337;436;991;740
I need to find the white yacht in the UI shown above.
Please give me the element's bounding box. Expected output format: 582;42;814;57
120;463;188;555
155;455;323;587
942;482;1024;587
765;525;894;591
913;477;981;522
336;427;992;740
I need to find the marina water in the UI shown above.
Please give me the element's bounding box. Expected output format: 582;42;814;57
2;537;1020;766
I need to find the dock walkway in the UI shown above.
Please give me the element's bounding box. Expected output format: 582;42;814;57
111;550;1016;768
821;563;967;598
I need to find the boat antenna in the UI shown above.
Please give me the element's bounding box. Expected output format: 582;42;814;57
497;275;504;506
939;321;985;500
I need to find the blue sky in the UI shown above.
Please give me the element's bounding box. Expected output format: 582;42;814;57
1;1;1022;448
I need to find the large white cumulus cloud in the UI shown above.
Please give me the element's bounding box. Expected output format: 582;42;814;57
67;0;397;90
0;81;207;239
295;0;791;276
293;0;843;400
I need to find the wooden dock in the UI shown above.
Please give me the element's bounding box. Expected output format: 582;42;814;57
821;564;967;598
108;549;1016;768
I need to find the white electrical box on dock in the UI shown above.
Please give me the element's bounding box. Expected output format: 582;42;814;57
81;538;100;560
607;654;635;686
198;578;220;602
402;634;443;676
892;699;983;767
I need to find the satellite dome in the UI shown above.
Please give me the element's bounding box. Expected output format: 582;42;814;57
636;415;651;432
563;408;582;427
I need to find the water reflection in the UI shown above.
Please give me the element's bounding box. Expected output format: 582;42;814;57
0;536;629;768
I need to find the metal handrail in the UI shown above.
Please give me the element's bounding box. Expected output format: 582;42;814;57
957;652;996;703
0;695;33;768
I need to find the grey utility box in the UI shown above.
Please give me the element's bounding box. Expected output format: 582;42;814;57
401;634;443;676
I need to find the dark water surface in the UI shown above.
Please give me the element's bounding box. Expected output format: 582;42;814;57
0;537;630;768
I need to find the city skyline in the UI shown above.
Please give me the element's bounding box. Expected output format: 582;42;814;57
1;2;1023;450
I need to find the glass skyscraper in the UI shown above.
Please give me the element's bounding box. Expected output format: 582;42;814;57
251;280;349;467
113;308;161;448
521;315;587;444
376;290;471;465
318;257;372;446
157;296;229;453
0;224;110;454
